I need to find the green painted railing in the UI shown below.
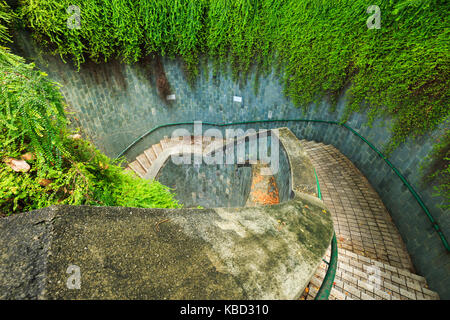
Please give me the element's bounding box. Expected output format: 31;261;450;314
115;119;449;252
314;168;338;300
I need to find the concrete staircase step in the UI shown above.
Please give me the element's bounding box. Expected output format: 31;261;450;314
144;147;157;163
136;154;151;172
192;135;203;145
128;160;146;178
129;135;221;181
152;143;163;157
202;135;212;146
124;167;137;176
160;136;172;150
300;140;326;149
191;136;204;153
160;136;184;149
180;137;193;146
307;273;352;300
334;247;427;286
311;262;398;300
305;251;440;300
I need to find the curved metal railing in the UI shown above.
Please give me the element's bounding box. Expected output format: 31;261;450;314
314;168;338;300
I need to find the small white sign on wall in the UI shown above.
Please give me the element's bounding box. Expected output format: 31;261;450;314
233;96;242;103
167;94;176;101
268;111;273;119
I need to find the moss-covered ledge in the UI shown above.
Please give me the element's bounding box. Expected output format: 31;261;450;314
272;127;318;198
0;198;332;300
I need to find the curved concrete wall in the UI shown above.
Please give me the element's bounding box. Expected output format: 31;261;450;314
10;31;449;298
153;133;292;208
156;159;252;208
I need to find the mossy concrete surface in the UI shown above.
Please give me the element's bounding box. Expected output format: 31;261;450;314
0;198;332;299
274;128;317;197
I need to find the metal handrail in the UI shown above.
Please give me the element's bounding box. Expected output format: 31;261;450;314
314;168;338;300
114;119;449;252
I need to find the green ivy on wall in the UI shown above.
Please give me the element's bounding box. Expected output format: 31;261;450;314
421;128;450;209
0;0;448;210
17;0;449;150
0;1;13;44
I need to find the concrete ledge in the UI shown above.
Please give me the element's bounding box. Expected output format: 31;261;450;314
0;202;333;299
273;128;317;198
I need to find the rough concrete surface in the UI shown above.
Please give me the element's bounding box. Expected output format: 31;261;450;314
0;201;332;300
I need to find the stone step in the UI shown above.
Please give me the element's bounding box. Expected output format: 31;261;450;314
192;135;203;145
299;140;327;150
124;166;137;177
160;136;185;149
144;147;157;163
160;136;172;150
128;136;216;178
307;275;352;300
152;143;163;157
334;247;427;287
310;262;395;300
129;133;262;180
136;153;151;172
127;160;146;178
305;252;439;300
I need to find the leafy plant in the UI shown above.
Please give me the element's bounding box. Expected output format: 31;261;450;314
421;128;450;209
0;48;69;168
6;0;450;207
0;46;180;215
0;131;182;215
0;1;13;44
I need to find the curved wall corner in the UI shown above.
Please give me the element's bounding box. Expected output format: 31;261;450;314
10;30;449;298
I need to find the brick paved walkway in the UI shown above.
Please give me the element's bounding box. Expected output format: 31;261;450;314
301;140;413;271
298;140;441;300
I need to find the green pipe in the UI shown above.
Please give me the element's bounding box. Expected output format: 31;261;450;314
314;168;322;200
315;234;338;300
314;168;338;300
115;119;449;252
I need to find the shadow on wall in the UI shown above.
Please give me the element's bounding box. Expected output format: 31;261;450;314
154;54;173;104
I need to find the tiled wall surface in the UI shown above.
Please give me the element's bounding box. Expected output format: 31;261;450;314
11;31;449;298
156;160;253;208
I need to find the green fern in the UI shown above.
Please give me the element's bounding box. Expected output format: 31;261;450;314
0;1;13;44
0;48;69;167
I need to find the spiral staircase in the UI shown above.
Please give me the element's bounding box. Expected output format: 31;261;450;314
125;133;440;300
